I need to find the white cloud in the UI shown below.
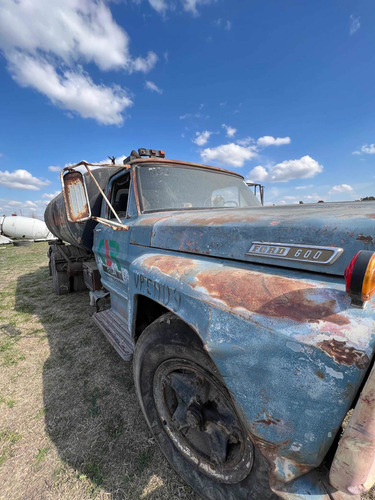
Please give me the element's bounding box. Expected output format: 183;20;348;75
329;184;353;194
0;169;51;190
145;80;163;94
48;165;61;172
236;137;254;147
0;0;157;124
295;184;314;190
201;143;257;168
193;130;212;146
222;124;236;138
8;53;132;125
247;156;323;183
148;0;168;14
247;166;269;182
182;0;215;16
214;19;231;30
42;191;61;200
129;52;158;73
138;0;216;16
269;155;323;182
0;0;130;71
257;136;291;147
179;112;207;120
7;200;36;208
353;144;375;155
0;197;52;217
350;15;360;35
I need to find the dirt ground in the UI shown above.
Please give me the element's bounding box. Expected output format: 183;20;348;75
0;242;374;500
0;242;197;500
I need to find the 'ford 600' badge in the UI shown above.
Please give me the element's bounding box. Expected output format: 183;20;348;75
246;242;343;265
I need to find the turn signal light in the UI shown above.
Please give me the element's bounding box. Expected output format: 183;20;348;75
345;251;375;307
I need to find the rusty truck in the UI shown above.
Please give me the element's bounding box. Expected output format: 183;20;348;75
45;148;375;500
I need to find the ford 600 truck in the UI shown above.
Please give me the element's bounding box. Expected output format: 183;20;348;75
45;148;375;500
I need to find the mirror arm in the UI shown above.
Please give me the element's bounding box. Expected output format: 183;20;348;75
81;164;123;224
92;217;129;231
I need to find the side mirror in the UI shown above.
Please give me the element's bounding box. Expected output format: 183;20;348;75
62;170;91;222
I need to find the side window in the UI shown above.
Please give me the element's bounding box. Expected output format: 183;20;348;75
110;173;130;219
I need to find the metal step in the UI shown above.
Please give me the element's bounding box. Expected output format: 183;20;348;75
92;309;134;361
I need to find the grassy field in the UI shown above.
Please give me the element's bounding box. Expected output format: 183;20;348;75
0;242;373;500
0;242;197;500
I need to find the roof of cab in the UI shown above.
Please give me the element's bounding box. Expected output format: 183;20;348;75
129;157;244;179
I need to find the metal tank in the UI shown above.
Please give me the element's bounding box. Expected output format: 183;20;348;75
45;166;121;251
0;215;55;240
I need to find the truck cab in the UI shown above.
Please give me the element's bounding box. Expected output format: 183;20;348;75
45;148;375;500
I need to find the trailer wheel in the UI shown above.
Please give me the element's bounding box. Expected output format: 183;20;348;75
133;313;276;500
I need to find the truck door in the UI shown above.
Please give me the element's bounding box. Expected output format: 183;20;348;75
92;170;137;328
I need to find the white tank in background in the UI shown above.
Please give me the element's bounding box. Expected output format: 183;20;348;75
0;215;56;241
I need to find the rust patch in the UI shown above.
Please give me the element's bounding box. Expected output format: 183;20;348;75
138;214;171;226
52;210;65;227
255;417;281;426
366;214;375;220
148;210;259;226
250;435;288;454
317;338;369;369
182;213;258;225
142;256;350;325
194;269;346;324
142;255;198;277
356;234;374;244
315;370;325;379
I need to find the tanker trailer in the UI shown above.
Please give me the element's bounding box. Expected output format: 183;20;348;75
45;164;122;294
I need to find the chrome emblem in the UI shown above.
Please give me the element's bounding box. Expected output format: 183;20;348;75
246;242;343;265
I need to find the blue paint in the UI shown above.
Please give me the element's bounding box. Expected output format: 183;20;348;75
86;166;375;496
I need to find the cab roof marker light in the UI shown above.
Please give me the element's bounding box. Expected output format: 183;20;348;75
345;250;375;308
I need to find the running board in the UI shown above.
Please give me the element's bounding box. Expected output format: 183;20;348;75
92;309;134;361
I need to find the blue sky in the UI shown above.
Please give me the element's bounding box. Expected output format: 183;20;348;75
0;0;374;216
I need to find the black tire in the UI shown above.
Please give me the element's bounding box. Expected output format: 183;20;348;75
133;312;277;500
50;250;70;295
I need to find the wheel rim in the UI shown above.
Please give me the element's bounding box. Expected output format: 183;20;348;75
153;358;253;484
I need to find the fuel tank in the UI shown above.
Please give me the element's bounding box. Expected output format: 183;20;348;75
44;166;121;251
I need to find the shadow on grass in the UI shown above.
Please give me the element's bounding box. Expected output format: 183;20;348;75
15;266;196;499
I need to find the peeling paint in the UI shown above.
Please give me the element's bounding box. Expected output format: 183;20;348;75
317;338;369;369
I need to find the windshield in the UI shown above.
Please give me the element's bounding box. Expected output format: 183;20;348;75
136;165;260;212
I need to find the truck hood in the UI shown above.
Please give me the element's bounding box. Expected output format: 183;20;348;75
131;201;375;276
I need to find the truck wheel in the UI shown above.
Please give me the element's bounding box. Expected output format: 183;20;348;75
51;263;70;295
133;313;276;500
50;251;70;295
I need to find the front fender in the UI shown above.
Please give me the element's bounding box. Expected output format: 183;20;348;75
129;252;375;483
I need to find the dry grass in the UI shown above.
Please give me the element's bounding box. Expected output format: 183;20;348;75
1;242;374;500
0;243;197;500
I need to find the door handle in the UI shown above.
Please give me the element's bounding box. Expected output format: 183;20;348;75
94;228;101;233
